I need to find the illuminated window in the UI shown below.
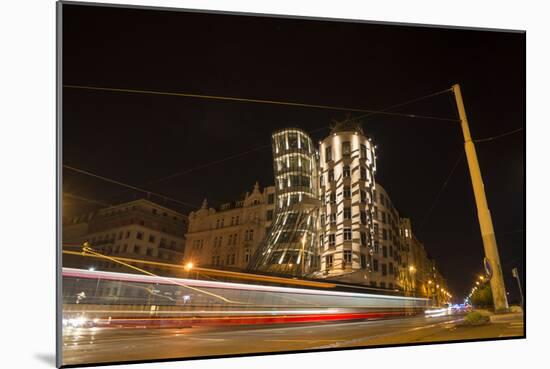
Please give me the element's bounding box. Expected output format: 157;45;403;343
344;228;352;241
360;144;367;159
325;146;332;162
326;254;333;269
343;165;350;178
344;207;351;219
343;186;351;198
342;141;351;157
344;250;352;264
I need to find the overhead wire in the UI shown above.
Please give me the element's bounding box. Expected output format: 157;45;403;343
63;165;199;209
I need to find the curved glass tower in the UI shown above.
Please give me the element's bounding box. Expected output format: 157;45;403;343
248;128;320;277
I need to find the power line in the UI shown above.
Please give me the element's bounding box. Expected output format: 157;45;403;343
63;165;199;209
474;127;523;143
419;150;465;231
64;84;459;122
63;192;112;207
144;143;272;186
142;88;456;186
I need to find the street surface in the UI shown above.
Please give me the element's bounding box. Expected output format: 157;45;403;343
62;312;524;366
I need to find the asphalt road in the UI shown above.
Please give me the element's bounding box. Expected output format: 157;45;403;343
62;313;524;366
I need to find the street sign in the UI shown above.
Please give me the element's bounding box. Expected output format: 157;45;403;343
484;257;493;279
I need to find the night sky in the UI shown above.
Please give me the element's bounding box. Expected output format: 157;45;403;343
61;3;525;301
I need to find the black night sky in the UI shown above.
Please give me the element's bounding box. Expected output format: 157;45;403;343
61;3;525;301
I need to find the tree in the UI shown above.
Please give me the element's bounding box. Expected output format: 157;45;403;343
471;284;493;309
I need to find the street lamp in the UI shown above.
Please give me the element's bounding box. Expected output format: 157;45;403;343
184;261;194;271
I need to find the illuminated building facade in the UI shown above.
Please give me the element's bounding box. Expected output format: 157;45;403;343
62;199;187;274
184;183;276;270
313;121;378;283
247;128;320;276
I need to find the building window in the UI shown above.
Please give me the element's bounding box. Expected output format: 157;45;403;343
382;229;388;240
342;141;351;157
152;208;157;215
343;165;350;178
149;234;155;243
344;250;352;264
344;207;351;220
328;169;334;182
360;254;367;268
267;210;274;221
215;219;220;228
268;193;274;204
373;259;379;272
374;223;379;235
325;254;333;269
330;193;336;204
118;232;123;240
330;213;336;224
383;246;388;258
146;248;153;257
343;186;351;198
321;214;326;225
360;231;367;246
360;144;367;159
325;146;332;162
382;263;387;276
389;262;394;275
360;190;367;203
360;211;367;225
380;282;386;289
381;212;386;224
329;234;335;246
134;245;141;254
389;283;394;289
389;245;393;257
360;167;367;180
344;228;352;241
136;232;143;240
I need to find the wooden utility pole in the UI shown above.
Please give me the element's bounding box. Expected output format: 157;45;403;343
452;84;509;312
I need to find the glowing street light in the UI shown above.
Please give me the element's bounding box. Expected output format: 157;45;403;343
184;262;194;271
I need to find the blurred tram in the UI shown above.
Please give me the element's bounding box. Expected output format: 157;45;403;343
62;268;430;329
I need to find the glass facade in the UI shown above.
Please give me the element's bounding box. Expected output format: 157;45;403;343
248;128;320;277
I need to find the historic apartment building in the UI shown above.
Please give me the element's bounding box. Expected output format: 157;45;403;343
63;199;188;274
184;182;276;271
